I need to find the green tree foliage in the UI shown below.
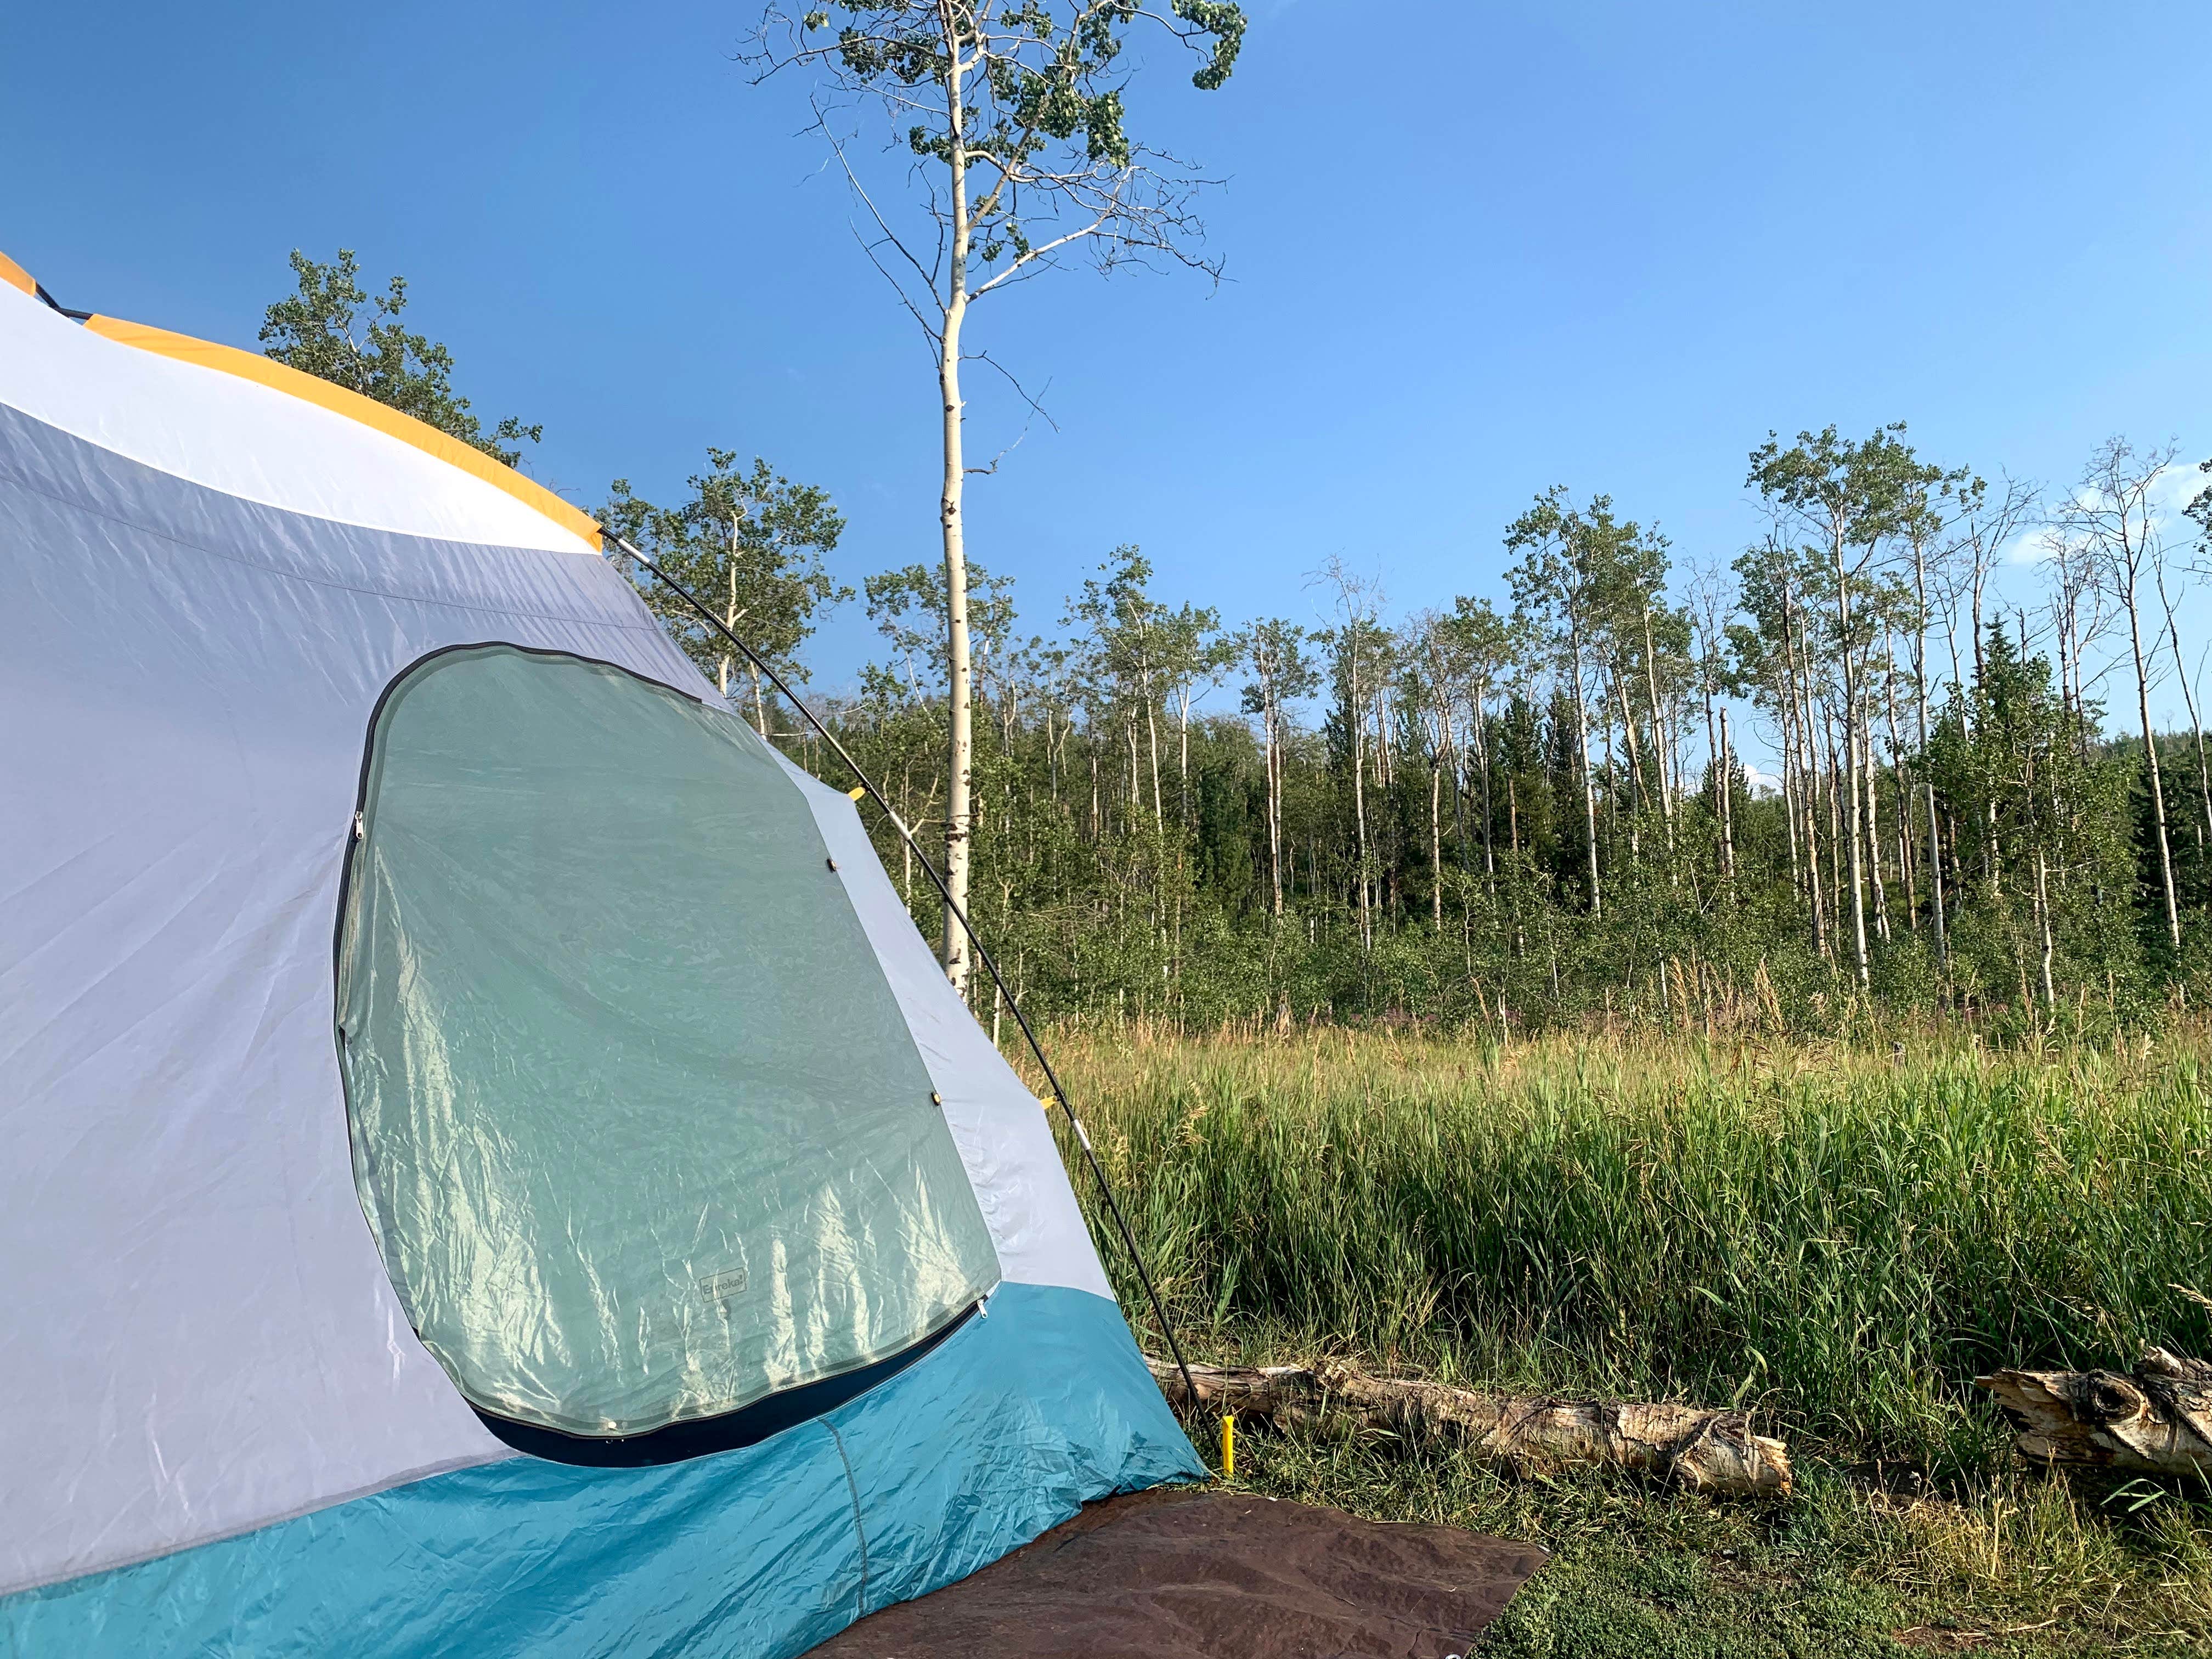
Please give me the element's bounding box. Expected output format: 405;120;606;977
864;558;1019;699
1923;624;2138;1009
259;250;543;466
250;241;2198;1040
795;439;2205;1040
599;452;848;733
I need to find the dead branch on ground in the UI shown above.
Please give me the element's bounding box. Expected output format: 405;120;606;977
1148;1357;1792;1498
1977;1348;2212;1475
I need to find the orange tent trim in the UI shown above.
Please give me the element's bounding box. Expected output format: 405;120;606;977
81;314;602;550
0;249;37;298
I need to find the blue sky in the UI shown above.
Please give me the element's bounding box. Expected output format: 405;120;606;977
7;0;2210;737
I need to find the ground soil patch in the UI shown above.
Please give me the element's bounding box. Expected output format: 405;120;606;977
805;1486;1544;1658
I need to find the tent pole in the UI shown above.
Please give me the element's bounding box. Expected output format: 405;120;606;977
611;537;1200;1414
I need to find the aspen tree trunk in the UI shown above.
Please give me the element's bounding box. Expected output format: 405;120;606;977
1971;554;1989;682
1126;716;1140;828
1617;674;1645;864
1274;695;1291;916
1779;701;1802;898
1782;585;1826;955
1717;705;1736;880
1831;532;1872;986
1375;690;1398;927
2157;565;2212;851
2125;568;2183;949
744;669;770;738
1771;643;1802;897
1175;690;1190;827
1602;699;1619;847
1891;743;1916;933
2036;848;2056;1011
1927;781;1948;952
1701;670;1719;831
1826;720;1847;930
1642;606;1675;856
2067;592;2094;766
1863;718;1892;944
1425;673;1459;929
720;550;738;703
1475;685;1497;893
1349;640;1372;950
1942;603;1967;716
1427;650;1470;881
1876;641;1911;938
1442;699;1470;874
1430;760;1443;928
1145;678;1165;833
1910;534;1947;963
1571;619;1601;916
936;32;977;1001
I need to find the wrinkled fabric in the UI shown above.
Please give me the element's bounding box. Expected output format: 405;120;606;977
0;1284;1200;1658
1;327;1159;1611
341;646;998;1435
778;753;1114;1302
0;404;684;1595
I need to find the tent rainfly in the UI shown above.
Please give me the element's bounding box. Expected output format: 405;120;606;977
0;252;1198;1655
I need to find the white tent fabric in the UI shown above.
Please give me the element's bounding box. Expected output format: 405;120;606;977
782;756;1111;1303
0;278;1105;1599
0;282;595;554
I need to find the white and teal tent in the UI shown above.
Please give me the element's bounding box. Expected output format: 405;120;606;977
0;251;1198;1655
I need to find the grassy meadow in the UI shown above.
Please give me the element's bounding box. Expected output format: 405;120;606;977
1041;1024;2212;1656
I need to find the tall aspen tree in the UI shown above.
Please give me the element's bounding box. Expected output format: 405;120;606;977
2061;438;2184;950
752;0;1245;997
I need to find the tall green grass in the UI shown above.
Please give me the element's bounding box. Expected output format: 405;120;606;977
1049;1026;2212;1472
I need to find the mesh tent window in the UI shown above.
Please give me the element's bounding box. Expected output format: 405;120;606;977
335;645;999;1445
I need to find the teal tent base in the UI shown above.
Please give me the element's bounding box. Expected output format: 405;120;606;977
4;1284;1199;1657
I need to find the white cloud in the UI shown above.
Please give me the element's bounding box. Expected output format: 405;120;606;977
2003;525;2051;566
2151;456;2210;523
2004;447;2208;567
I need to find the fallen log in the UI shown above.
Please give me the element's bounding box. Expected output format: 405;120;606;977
1146;1357;1791;1498
1976;1348;2212;1475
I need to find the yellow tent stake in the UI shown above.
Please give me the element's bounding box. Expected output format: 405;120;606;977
1220;1413;1234;1479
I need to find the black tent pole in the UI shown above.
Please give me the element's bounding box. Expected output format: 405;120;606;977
608;536;1201;1414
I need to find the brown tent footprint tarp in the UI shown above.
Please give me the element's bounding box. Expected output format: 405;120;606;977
805;1487;1545;1658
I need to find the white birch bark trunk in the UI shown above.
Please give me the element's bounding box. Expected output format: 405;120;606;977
2156;562;2212;851
2124;565;2183;949
1348;639;1372;949
1717;704;1736;880
1831;531;1872;986
1267;698;1284;916
1642;606;1675;857
1783;583;1826;956
1910;534;1947;963
936;40;976;1001
1430;756;1443;928
1571;618;1601;917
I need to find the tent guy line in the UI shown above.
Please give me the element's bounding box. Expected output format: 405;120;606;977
610;531;1201;1412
